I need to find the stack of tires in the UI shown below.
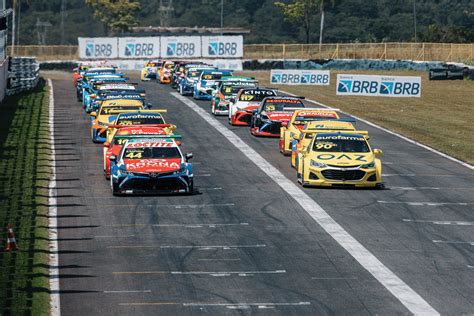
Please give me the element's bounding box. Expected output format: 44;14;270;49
7;57;40;95
428;64;468;81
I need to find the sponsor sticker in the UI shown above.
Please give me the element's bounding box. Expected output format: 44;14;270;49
270;70;330;85
337;74;421;97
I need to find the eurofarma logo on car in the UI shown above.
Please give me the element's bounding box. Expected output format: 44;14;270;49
270;70;331;85
337;74;421;97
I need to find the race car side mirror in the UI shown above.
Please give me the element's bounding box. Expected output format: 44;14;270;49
90;112;97;117
185;152;193;161
146;102;153;109
109;155;116;161
103;142;110;148
374;149;383;157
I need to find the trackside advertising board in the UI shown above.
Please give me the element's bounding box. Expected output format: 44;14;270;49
78;37;118;59
270;70;330;85
201;36;243;58
337;74;421;97
160;36;201;58
118;37;160;59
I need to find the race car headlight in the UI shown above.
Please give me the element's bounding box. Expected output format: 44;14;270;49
361;162;375;168
310;160;327;168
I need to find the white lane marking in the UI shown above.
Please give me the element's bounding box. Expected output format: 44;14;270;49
171;92;439;315
94;235;136;238
196;173;212;177
198;187;222;190
183;302;311;308
379;201;472;206
106;223;248;228
432;240;474;246
108;244;266;250
403;219;474;226
113;270;285;277
383;174;416;177
98;203;235;208
47;79;61;316
390;187;441;191
468;265;474;269
281;90;474;170
104;290;152;293
198;258;241;261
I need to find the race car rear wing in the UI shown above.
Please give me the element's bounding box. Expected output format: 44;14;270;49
107;123;175;129
107;109;167;115
115;134;182;140
300;129;369;140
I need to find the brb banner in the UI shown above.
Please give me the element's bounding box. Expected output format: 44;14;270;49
161;37;201;58
118;37;160;58
78;37;118;59
270;70;330;85
337;74;421;97
201;36;243;58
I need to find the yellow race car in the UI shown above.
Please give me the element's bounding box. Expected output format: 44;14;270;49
140;60;163;81
105;110;174;144
280;108;340;155
296;132;383;188
290;120;363;168
90;99;145;143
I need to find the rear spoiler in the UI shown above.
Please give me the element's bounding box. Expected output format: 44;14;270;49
107;123;174;129
301;129;369;139
116;134;182;139
107;109;167;115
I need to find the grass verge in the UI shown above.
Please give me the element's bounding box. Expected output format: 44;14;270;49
238;70;474;165
0;79;51;315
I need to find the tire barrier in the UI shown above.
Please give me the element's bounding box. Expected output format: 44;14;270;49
428;65;470;81
7;57;39;96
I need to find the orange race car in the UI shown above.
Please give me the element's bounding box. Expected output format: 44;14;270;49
158;60;175;84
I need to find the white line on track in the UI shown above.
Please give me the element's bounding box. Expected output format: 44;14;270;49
432;240;474;246
47;79;61;316
198;258;241;261
94;235;136;238
108;244;266;250
183;302;311;308
383;174;416;177
106;223;248;228
468;265;474;269
171;92;439;315
390;187;441;191
104;290;152;293
114;270;286;277
98;203;235;208
281;90;474;170
403;219;474;226
379;201;472;206
311;277;358;280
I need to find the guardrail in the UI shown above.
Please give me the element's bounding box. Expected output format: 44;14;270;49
6;42;474;63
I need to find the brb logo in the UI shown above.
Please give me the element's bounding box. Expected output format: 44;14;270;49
166;42;195;57
85;43;112;57
208;41;238;56
337;75;421;97
125;43;154;57
271;71;330;85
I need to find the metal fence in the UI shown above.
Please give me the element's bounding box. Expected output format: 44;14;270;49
244;43;474;63
6;43;474;63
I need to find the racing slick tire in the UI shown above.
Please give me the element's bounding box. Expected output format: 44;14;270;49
186;180;194;195
179;85;185;96
110;177;121;196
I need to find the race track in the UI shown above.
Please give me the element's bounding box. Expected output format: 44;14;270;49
51;73;474;315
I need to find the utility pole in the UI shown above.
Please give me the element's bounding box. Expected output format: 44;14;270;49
60;0;66;44
159;0;174;27
36;18;52;45
11;0;15;55
413;0;417;42
220;0;223;33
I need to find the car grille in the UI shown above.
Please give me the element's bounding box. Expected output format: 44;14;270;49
322;169;366;181
327;164;361;168
122;177;188;191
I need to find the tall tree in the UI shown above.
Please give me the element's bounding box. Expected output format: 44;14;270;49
85;0;140;35
275;0;334;45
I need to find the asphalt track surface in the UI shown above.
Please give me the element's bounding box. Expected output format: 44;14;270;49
52;73;474;315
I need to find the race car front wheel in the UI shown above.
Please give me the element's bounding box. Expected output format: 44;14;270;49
110;177;121;196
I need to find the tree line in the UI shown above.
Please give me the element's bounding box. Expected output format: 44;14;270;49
8;0;473;45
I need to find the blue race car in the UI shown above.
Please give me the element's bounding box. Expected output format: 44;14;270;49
110;137;193;195
178;65;215;96
193;69;233;100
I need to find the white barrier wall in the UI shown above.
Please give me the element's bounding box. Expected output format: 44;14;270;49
78;36;243;60
336;74;421;97
270;69;330;85
114;59;243;71
118;37;160;59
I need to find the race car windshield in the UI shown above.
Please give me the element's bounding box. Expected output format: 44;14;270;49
100;106;142;115
147;63;160;67
165;64;174;69
113;138;128;145
123;147;181;159
221;86;246;96
188;71;200;78
202;74;222;80
264;100;304;112
239;91;276;102
116;115;164;125
312;136;370;153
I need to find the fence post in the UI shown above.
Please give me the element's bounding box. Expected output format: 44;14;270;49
282;44;286;59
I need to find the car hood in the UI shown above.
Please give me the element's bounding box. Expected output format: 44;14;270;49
124;159;181;173
313;152;374;166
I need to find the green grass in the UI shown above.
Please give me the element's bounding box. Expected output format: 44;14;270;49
0;79;51;315
239;70;474;165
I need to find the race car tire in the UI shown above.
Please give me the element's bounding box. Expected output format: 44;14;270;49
186;180;194;195
110;177;121;196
